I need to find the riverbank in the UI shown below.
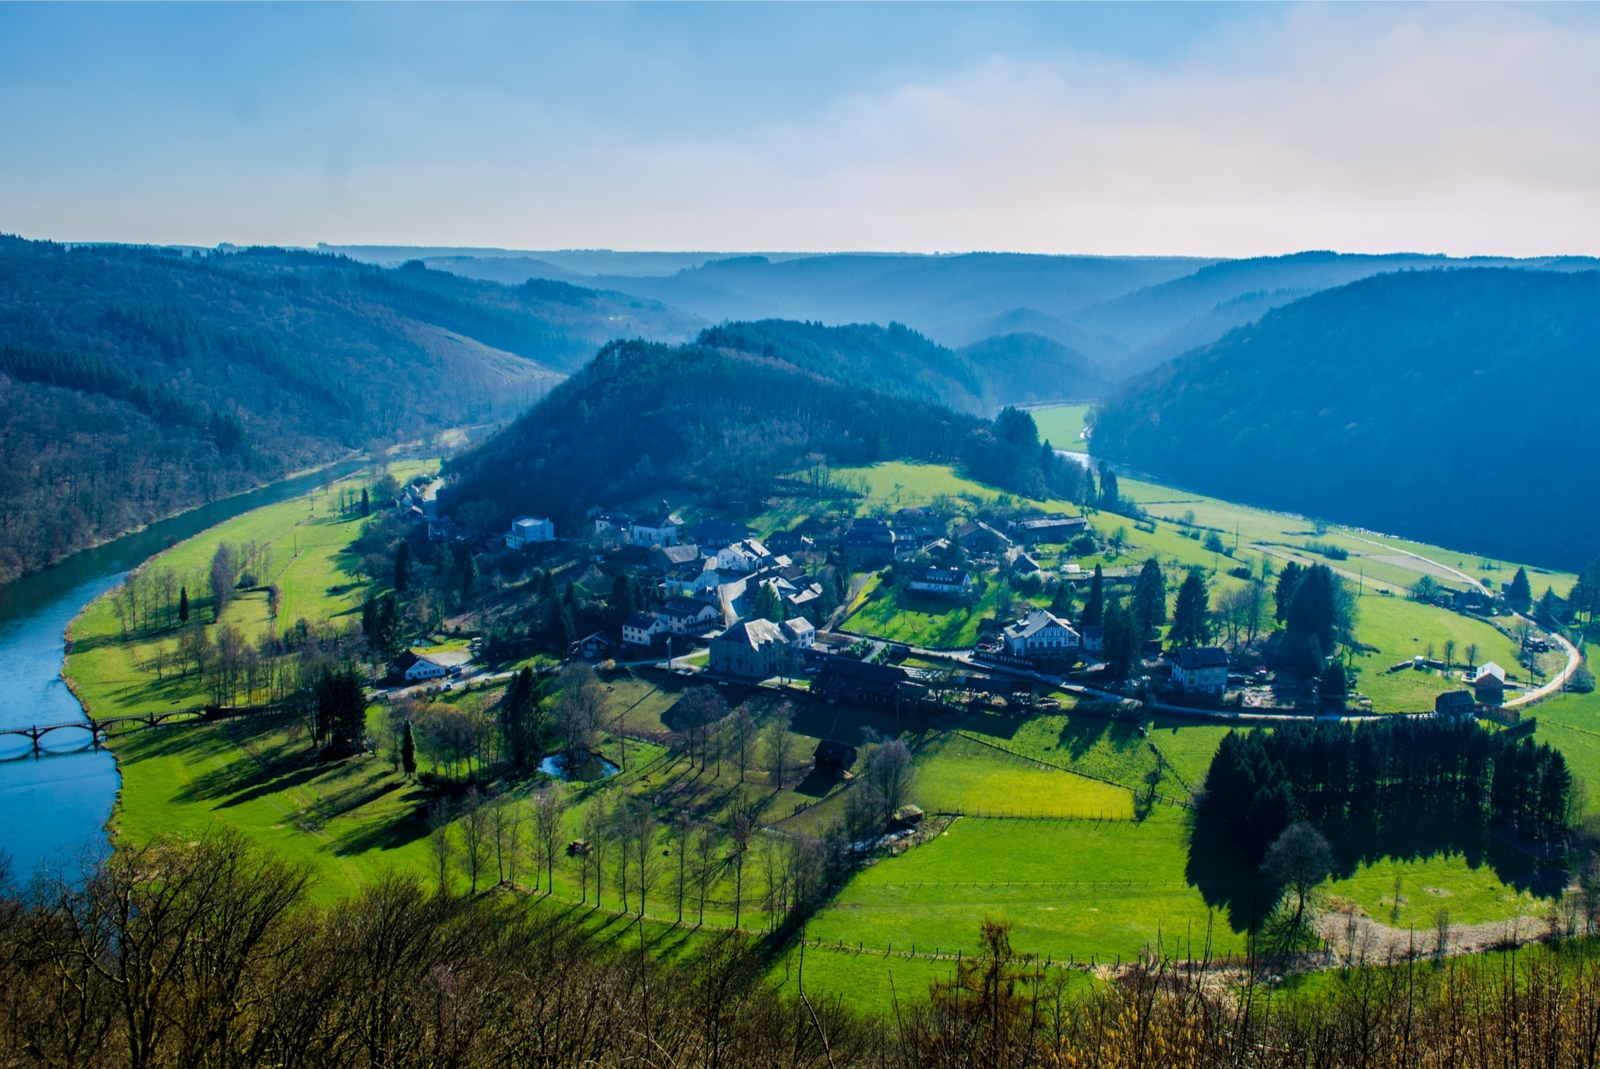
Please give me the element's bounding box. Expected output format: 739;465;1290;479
0;460;418;881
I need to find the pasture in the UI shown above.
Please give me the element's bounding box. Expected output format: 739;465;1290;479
1029;404;1091;452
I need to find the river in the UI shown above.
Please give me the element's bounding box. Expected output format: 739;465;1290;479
0;463;364;884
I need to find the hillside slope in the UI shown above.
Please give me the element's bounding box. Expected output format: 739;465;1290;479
445;336;1093;534
694;320;1107;416
1090;268;1600;568
0;239;693;580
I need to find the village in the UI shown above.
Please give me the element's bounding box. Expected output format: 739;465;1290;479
370;483;1552;730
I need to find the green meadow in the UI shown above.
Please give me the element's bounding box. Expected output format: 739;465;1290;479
62;457;1588;1013
1029;404;1091;452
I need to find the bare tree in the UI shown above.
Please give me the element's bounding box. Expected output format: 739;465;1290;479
505;797;525;888
553;663;609;761
730;706;759;783
427;799;453;895
634;803;660;918
675;686;729;768
763;711;795;790
695;821;722;927
488;794;513;886
672;809;692;925
865;735;915;826
534;786;566;894
728;797;756;929
459;787;487;894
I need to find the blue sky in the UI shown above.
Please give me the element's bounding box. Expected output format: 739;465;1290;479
2;3;1598;256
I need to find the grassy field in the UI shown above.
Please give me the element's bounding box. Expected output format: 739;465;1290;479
1029;405;1091;452
830;461;1086;519
913;733;1134;819
805;808;1251;965
68;456;1584;1014
844;576;1006;648
67;462;434;722
1345;595;1528;711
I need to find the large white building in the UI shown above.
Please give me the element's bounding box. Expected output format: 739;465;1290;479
505;516;555;549
1002;610;1080;658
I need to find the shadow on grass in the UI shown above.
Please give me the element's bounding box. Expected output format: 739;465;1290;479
333;796;434;856
1186;799;1570;935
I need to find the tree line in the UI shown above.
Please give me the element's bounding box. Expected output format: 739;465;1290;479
1202;717;1574;862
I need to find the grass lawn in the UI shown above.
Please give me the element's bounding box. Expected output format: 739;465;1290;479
111;715;437;903
830;462;1085;519
1532;679;1600;792
1145;719;1232;791
804;808;1251;965
1030;405;1091;452
844;576;1004;648
1323;852;1544;931
1345;595;1526;712
67;463;435;722
913;733;1134;819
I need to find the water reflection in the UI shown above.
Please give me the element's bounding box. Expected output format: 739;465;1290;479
538;752;621;782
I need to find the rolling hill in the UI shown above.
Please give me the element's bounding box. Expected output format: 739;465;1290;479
0;238;696;580
1089;268;1600;568
444;332;1094;535
339;246;1597;381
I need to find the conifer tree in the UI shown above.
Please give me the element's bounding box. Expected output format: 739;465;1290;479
1099;467;1120;511
1082;564;1105;627
359;487;371;517
499;667;543;769
394;539;413;593
401;720;417;776
1274;561;1304;623
1169;569;1210;647
178;586;188;623
1102;598;1141;678
1508;566;1532;612
753;582;783;622
1134;558;1167;635
461;553;478;602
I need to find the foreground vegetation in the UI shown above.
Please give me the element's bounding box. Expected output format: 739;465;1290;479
11;831;1600;1069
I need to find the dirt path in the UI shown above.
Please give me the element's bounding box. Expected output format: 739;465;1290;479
1318;907;1552;964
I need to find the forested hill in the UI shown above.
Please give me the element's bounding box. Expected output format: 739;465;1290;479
444;336;1092;535
695;320;1104;414
1090;268;1600;568
0;238;696;582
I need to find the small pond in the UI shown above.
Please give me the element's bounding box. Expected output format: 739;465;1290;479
538;752;620;782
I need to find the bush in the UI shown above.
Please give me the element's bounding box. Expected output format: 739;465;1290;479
1571;663;1596;693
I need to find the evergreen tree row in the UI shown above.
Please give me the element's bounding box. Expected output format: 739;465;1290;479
1204;718;1572;860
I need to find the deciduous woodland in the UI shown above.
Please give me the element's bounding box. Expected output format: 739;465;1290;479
7;833;1600;1069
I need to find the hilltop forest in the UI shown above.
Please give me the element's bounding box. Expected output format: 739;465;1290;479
0;238;695;582
444;335;1094;535
1091;268;1600;569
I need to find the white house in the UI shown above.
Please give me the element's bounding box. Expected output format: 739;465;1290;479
660;597;721;635
908;566;972;596
781;617;816;649
715;539;772;573
505;515;555;549
392;650;451;683
631;504;684;547
622;612;667;647
1002;610;1081;658
1171;647;1229;695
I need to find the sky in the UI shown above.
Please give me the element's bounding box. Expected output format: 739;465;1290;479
2;2;1599;258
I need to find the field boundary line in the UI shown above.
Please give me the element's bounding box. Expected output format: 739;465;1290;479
950;730;1138;801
